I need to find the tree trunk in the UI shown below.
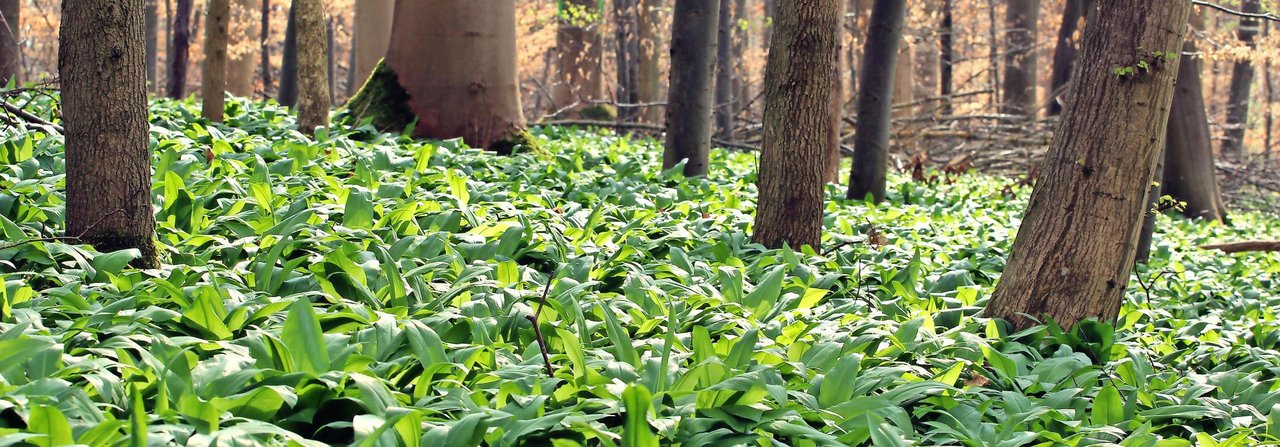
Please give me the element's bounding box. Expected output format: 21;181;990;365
0;7;16;85
278;5;297;106
614;0;640;121
846;0;906;203
352;0;394;91
145;0;158;91
326;17;335;103
662;0;719;176
914;2;939;100
1222;0;1260;157
167;0;193;98
201;0;230;122
294;0;328;134
636;0;663;124
1001;0;1039;118
226;0;259;97
763;0;775;46
732;0;748;119
752;0;838;250
1163;36;1227;222
553;0;605;113
984;0;1192;331
1266;22;1274;164
1135;149;1164;264
824;0;845;184
940;0;953;100
260;0;271;96
713;0;734;139
60;0;159;268
344;0;526;150
1048;0;1089;116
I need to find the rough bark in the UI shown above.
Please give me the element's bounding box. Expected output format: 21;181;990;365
0;7;16;86
636;0;663;124
60;0;159;268
201;0;230;122
846;0;906;203
1222;0;1260;157
1002;0;1039;118
752;0;838;250
294;0;328;133
260;0;271;95
226;0;259;97
167;0;193;98
344;0;526;151
553;0;605;112
1163;36;1227;222
714;0;734;139
352;0;394;91
1048;0;1090;116
662;0;719;176
825;0;845;184
278;4;297;106
985;0;1192;331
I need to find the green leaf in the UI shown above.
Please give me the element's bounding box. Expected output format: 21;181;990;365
622;384;659;447
282;298;331;374
1091;385;1123;426
129;382;147;447
27;404;75;447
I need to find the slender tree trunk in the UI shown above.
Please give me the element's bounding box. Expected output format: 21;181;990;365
344;0;526;150
553;0;605;112
752;0;838;250
167;0;193;98
1135;149;1165;264
763;0;775;45
985;0;1192;331
615;0;640;121
1048;0;1089;116
326;17;335;103
295;0;328;133
1002;0;1039;118
352;0;394;89
278;5;297;106
260;0;271;96
201;0;230;122
226;0;259;97
824;0;845;184
636;0;663;124
732;0;747;118
1163;35;1227;222
986;0;1000;109
892;41;915;152
0;7;17;85
846;0;906;203
940;0;953;101
847;0;861;104
662;0;719;176
61;0;159;268
1266;22;1274;165
1222;0;1260;157
915;2;939;100
713;0;734;139
145;0;158;90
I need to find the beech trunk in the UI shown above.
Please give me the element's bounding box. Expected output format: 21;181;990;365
985;0;1192;331
713;0;734;139
278;5;297;105
201;0;230;121
61;0;159;268
1222;0;1260;157
294;0;328;133
636;0;663;124
1162;36;1227;222
1002;0;1039;118
846;0;906;203
824;0;845;184
352;0;394;91
662;0;719;176
167;0;193;98
226;0;259;97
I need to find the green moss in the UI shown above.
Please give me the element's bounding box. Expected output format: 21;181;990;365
82;233;161;269
338;59;415;133
579;104;618;121
489;129;545;156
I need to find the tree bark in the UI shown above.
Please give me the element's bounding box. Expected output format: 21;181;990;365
1002;0;1039;118
846;0;906;203
824;0;845;184
1162;35;1227;222
344;0;526;150
278;4;297;106
226;0;259;97
714;0;734;139
60;0;159;268
352;0;394;91
636;0;663;124
201;0;230;122
614;0;640;121
1048;0;1089;116
662;0;720;176
984;0;1192;331
1222;0;1260;157
260;0;271;96
167;0;193;98
553;0;605;112
294;0;328;133
145;0;158;91
0;7;16;86
752;0;838;250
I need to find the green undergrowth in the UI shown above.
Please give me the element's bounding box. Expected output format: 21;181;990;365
1;95;1279;446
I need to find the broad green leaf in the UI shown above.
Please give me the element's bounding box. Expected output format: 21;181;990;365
283;298;330;374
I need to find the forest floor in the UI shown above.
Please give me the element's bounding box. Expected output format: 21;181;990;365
0;97;1278;445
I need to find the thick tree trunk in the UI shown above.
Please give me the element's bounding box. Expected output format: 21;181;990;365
662;0;719;176
352;0;393;91
145;0;158;90
344;0;526;150
1001;0;1039;118
0;8;16;85
553;0;605;112
636;0;663;124
167;0;193;98
294;0;328;133
713;0;734;139
846;0;906;203
201;0;230;122
752;0;838;250
60;0;159;268
824;0;845;184
278;5;297;106
985;0;1192;331
1163;36;1227;222
226;0;259;97
1048;0;1089;116
1222;0;1260;157
260;0;271;95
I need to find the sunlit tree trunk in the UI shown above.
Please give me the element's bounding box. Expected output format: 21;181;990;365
1223;0;1261;157
662;0;719;176
201;0;230;121
226;0;259;97
636;0;663;124
294;0;328;133
352;0;393;90
61;0;159;268
167;0;193;98
615;0;640;121
553;0;605;112
847;0;906;203
985;0;1192;331
1002;0;1039;118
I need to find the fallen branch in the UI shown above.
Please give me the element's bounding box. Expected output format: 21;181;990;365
1;100;64;133
1199;241;1280;253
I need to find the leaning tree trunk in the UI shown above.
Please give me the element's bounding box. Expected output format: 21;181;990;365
662;0;719;176
713;0;734;139
984;0;1192;331
61;0;160;268
201;0;230;122
824;0;845;184
1163;34;1227;222
278;5;298;106
1001;0;1039;118
294;0;328;133
167;0;193;98
1222;0;1260;157
352;0;394;90
345;0;526;151
752;0;838;250
636;0;663;124
0;7;16;85
846;0;906;203
553;0;605;114
1048;0;1089;116
226;0;260;97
